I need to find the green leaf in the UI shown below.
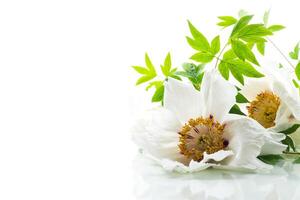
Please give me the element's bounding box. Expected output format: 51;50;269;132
161;53;172;76
187;21;210;51
229;66;244;84
132;66;149;74
238;24;272;38
278;63;283;68
152;85;164;102
280;124;300;135
218;61;230;80
236;92;249;103
282;135;296;152
190;52;214;63
223;49;236;60
211;36;221;54
293;79;299;88
186;37;203;51
256;42;265;55
295;62;300;80
231;15;253;36
289;43;299;60
231;39;259;65
257;155;284;165
177;63;205;88
145;53;156;75
294;157;300;164
229;104;246;115
217;16;237;27
227;60;264;78
268;25;285;32
146;81;163;91
136;75;156;85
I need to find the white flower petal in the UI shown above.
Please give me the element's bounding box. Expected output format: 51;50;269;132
272;103;296;132
131;108;184;161
200;150;234;164
239;77;272;101
222;116;271;170
273;79;300;121
151;156;212;173
164;78;202;123
200;69;237;122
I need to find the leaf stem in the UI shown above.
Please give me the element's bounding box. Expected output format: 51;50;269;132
267;37;295;69
215;43;228;68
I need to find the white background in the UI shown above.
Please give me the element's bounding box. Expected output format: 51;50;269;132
0;0;299;199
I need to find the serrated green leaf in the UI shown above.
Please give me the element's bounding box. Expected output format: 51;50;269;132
256;42;265;55
187;21;210;51
211;36;220;54
218;61;230;80
236;92;249;103
295;62;300;80
257;155;284;165
231;39;260;65
190;52;214;63
268;25;285;32
280;124;300;135
231;15;253;36
152;85;164;102
229;104;246;115
132;66;149;74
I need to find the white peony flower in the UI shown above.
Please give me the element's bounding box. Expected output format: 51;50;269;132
132;69;286;173
239;65;300;146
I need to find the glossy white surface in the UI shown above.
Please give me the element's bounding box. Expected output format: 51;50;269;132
133;154;300;200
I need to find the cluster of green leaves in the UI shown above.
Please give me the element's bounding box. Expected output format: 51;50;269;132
187;14;276;85
132;53;180;103
186;21;221;63
175;63;205;90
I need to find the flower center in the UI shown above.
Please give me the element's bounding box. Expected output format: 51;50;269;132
178;115;227;162
247;91;280;128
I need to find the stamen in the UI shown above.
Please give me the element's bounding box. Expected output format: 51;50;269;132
178;116;227;162
247;91;280;128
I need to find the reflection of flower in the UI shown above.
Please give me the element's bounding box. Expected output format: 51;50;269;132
239;65;300;146
132;70;286;173
133;154;300;200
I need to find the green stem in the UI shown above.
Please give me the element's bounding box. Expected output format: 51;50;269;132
215;43;228;68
